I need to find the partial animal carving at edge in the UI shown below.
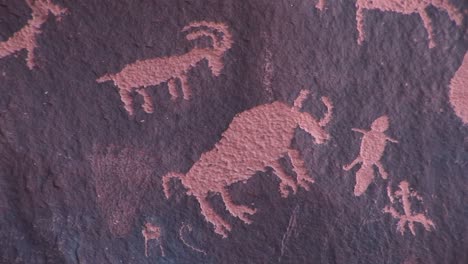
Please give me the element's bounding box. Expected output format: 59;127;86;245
163;89;333;237
383;181;436;235
0;0;67;69
142;223;165;257
355;0;463;48
96;21;233;115
449;51;468;124
343;116;398;196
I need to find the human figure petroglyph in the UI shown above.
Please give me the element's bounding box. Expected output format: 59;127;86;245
384;181;436;235
97;21;232;115
163;89;333;237
142;223;164;257
343;116;398;196
450;52;468;124
355;0;463;48
0;0;67;69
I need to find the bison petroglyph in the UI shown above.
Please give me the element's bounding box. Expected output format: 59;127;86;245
97;21;232;115
163;89;333;237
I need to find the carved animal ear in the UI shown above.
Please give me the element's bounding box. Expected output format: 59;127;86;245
293;89;310;109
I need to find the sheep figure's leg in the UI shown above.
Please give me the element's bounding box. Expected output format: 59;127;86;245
196;194;231;238
137;88;154;113
179;73;192;100
419;9;436;48
287;148;313;190
118;88;135;115
167;78;178;101
220;188;256;224
356;4;366;45
270;160;297;197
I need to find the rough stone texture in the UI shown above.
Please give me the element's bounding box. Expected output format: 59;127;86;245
0;0;467;263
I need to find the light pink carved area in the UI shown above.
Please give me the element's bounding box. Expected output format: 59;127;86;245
355;0;463;48
88;146;153;236
97;21;233;115
179;223;207;255
343;116;398;196
450;52;468;124
0;0;67;69
142;223;165;257
383;181;436;235
163;90;333;237
316;0;326;11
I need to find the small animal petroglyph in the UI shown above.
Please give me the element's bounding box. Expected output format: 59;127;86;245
0;0;67;69
355;0;463;48
450;52;468;124
384;181;436;235
343;116;398;196
163;89;333;237
97;21;232;115
142;223;164;257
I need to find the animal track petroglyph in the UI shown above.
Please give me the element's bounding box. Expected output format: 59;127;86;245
142;223;164;257
355;0;463;48
97;21;232;115
384;181;436;235
450;51;468;124
163;89;333;237
343;116;398;196
0;0;67;69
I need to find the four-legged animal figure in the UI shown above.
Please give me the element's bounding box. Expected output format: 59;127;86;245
163;89;333;237
343;116;398;196
97;21;232;115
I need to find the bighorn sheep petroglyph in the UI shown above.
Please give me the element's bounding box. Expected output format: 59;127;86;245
355;0;463;48
0;0;67;69
343;116;398;196
163;90;333;237
97;21;233;115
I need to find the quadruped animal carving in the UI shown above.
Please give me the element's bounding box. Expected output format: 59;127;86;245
355;0;463;48
384;181;436;235
343;116;398;196
449;51;468;124
163;89;333;237
97;21;233;115
142;223;164;257
0;0;67;69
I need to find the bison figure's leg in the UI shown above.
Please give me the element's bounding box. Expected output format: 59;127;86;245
374;160;388;179
137;88;154;113
196;195;231;238
419;9;436;48
118;88;135;115
356;5;366;45
287;148;314;190
179;73;191;100
270;160;297;198
167;78;178;101
220;188;256;224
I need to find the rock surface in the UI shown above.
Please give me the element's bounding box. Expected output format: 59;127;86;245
0;0;467;263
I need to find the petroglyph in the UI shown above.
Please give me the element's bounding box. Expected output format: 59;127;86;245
142;223;165;257
261;46;274;100
343;116;398;196
355;0;463;48
163;89;333;237
384;181;436;235
0;0;67;69
279;205;300;262
450;52;468;124
88;146;154;236
97;21;232;115
316;0;326;11
179;223;207;255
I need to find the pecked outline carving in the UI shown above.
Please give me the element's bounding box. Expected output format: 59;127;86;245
163;89;333;237
96;21;233;115
0;0;67;69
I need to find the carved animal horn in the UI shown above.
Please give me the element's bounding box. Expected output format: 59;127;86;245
162;172;183;199
182;21;233;52
318;97;333;127
293;89;310;110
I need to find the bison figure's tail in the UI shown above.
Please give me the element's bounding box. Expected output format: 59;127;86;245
162;172;184;199
96;74;114;83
